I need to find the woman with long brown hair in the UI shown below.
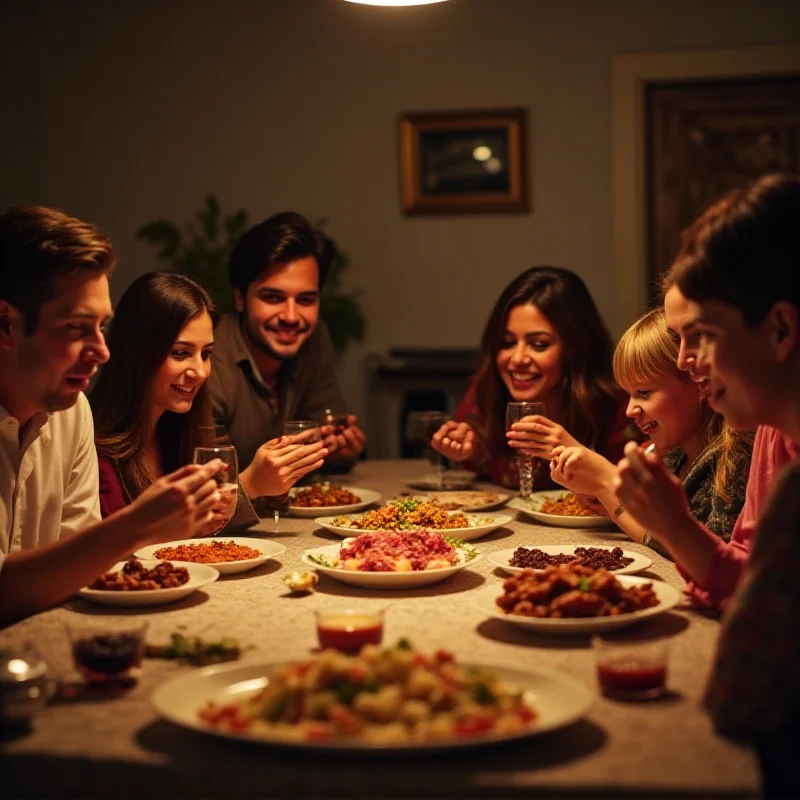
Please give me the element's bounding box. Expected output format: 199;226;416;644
91;272;325;530
431;266;635;490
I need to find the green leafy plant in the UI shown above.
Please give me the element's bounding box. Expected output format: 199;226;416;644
136;195;366;354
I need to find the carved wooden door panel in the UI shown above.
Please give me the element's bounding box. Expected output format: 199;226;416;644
646;76;800;302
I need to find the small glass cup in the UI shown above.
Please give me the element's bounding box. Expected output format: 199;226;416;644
322;409;348;436
405;410;448;488
283;420;322;446
315;608;385;654
65;618;148;688
506;402;546;499
592;636;670;701
193;444;238;536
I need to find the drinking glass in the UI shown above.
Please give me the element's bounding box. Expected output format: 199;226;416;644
405;410;448;489
321;408;348;436
193;444;238;536
273;420;323;531
506;401;546;500
592;636;670;701
65;618;148;689
315;608;385;654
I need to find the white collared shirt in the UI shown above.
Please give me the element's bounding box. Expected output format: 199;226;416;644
0;393;101;555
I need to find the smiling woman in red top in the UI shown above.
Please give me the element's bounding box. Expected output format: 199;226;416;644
431;266;636;491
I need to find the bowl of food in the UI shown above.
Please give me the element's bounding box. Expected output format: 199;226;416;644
287;484;381;517
509;491;618;529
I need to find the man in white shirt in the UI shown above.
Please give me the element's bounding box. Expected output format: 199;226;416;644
0;205;222;626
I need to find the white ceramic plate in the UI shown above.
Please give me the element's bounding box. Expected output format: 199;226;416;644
406;471;477;491
509;492;618;529
152;658;594;751
313;513;513;542
287;486;382;517
78;560;219;607
409;491;511;512
301;543;482;588
474;576;680;635
135;538;286;576
488;545;653;577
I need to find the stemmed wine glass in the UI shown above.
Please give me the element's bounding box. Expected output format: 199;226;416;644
405;410;448;490
506;401;546;500
193;444;238;536
273;420;322;531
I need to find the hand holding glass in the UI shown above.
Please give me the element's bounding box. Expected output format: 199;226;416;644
193;445;238;536
506;402;546;499
272;421;323;530
406;410;448;488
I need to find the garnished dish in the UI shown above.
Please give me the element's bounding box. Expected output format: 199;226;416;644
291;483;362;507
488;545;652;577
287;485;381;517
198;641;537;744
316;500;512;542
302;534;482;588
509;491;618;529
89;559;189;591
496;563;658;618
152;540;262;564
79;559;219;608
474;566;680;635
152;643;594;751
408;491;510;512
135;537;285;576
146;632;244;666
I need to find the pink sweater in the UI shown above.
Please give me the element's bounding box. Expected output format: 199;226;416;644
680;425;800;611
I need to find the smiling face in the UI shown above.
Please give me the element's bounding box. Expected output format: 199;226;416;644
150;311;215;419
1;269;112;424
664;286;710;399
621;371;703;454
235;256;320;363
678;297;796;432
495;303;564;407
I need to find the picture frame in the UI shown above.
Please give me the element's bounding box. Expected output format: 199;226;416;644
399;108;529;215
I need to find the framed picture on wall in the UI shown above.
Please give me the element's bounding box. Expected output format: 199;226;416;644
399;108;529;215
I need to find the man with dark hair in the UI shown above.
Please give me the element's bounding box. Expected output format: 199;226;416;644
209;211;366;487
0;205;222;627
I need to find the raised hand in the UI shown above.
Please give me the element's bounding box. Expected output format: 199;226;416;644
430;421;474;462
322;415;366;461
611;440;694;539
506;414;580;459
241;437;328;498
124;461;223;543
549;445;615;496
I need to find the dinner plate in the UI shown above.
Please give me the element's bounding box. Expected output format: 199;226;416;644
77;560;220;607
509;493;618;529
406;471;477;491
313;513;513;542
152;658;594;750
301;543;482;588
488;545;653;576
287;486;382;517
135;538;286;575
409;490;511;512
474;576;680;635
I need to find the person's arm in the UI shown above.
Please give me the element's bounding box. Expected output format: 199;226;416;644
0;462;221;628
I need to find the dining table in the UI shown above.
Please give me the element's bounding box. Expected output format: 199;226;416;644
0;459;760;799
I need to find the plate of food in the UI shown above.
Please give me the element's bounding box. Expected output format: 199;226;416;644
151;641;594;750
287;484;382;517
408;490;510;512
406;470;477;491
474;564;680;635
314;499;512;542
488;545;652;576
509;491;617;529
302;530;482;588
77;559;219;607
135;538;286;576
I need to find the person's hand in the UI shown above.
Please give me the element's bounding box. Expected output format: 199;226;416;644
431;421;474;462
507;415;579;459
322;415;366;461
242;437;328;497
611;441;694;539
124;461;223;544
576;494;610;517
549;445;615;496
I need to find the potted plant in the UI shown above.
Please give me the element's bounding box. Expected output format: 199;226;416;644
136;195;366;355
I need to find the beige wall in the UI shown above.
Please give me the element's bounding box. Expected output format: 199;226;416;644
3;0;800;426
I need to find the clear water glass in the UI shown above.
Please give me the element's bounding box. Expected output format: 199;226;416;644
405;410;448;489
506;401;546;499
273;420;323;531
193;444;238;535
